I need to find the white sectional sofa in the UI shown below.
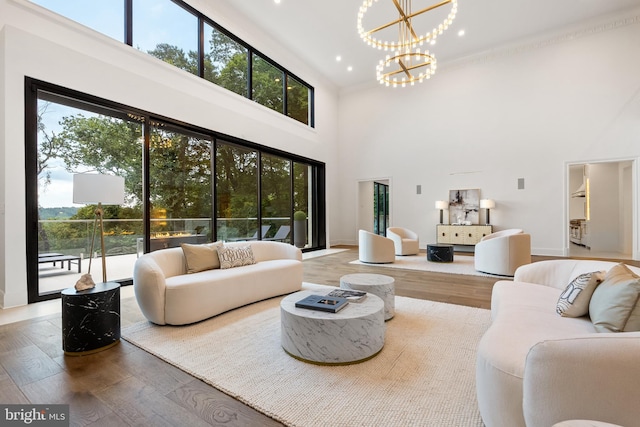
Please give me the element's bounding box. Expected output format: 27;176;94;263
476;259;640;427
133;240;303;325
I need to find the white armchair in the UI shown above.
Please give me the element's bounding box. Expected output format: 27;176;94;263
358;230;395;264
474;229;531;276
387;227;419;255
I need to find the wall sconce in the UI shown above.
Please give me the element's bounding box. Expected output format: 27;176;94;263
435;200;448;224
480;199;495;225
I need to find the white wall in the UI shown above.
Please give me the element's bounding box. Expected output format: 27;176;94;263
0;0;340;307
336;11;640;256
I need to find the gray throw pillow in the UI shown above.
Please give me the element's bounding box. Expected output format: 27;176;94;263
589;263;640;332
181;241;223;273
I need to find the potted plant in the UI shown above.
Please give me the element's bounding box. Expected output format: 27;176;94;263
293;211;307;248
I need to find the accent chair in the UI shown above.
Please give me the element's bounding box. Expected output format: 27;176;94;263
358;230;395;264
386;227;420;255
474;229;531;276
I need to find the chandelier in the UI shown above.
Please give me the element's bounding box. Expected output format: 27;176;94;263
358;0;458;87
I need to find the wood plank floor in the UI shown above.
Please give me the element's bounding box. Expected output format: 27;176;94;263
1;247;637;426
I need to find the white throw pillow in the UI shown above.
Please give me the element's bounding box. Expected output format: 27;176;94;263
217;245;256;269
556;271;605;317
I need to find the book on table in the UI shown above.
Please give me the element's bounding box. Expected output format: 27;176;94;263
326;289;367;302
295;294;349;313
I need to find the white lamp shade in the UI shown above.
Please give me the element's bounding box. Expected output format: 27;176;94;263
480;199;495;209
435;200;448;210
73;174;125;205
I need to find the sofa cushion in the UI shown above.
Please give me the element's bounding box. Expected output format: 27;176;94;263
589;263;640;332
181;241;223;273
556;271;605;317
218;244;256;269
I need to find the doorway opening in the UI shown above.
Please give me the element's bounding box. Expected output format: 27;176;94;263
357;178;391;238
567;159;637;260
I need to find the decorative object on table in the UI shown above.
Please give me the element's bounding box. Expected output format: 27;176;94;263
326;289;367;302
62;281;121;355
480;199;495;225
357;0;458;87
449;189;479;225
72;173;125;290
295;294;349;313
340;273;395;320
293;210;307;248
435;200;448;224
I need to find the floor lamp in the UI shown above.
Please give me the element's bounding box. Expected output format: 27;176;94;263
73;174;125;289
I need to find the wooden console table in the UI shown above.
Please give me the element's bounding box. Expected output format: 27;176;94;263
436;225;492;246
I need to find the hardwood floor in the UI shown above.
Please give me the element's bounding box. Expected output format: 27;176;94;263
1;247;637;426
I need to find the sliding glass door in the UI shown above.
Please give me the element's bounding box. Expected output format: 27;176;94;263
148;123;213;251
30;91;143;298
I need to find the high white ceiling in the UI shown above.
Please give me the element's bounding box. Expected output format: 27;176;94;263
218;0;639;89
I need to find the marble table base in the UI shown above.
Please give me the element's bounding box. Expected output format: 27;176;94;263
281;290;385;364
62;282;121;356
427;244;454;263
340;273;395;320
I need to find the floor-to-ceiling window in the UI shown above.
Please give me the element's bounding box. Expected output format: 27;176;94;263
25;79;325;303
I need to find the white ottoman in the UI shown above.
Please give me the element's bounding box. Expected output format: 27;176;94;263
340;273;395;320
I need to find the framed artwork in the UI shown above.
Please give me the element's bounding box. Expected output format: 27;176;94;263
449;189;480;225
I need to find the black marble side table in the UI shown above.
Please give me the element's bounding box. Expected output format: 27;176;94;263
62;282;121;356
427;244;454;263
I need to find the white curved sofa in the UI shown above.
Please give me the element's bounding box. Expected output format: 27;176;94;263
133;241;303;325
476;259;640;427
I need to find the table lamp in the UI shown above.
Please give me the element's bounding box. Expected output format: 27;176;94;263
435;201;448;224
73;173;125;290
480;199;495;225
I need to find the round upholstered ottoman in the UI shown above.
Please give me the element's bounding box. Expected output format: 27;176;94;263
340;273;395;320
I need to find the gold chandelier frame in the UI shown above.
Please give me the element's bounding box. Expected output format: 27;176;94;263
376;50;437;87
357;0;458;51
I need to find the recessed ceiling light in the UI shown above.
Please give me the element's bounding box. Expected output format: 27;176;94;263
274;0;281;4
336;55;342;62
458;29;465;37
347;66;353;72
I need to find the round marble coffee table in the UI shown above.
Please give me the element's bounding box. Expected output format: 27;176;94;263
340;273;395;320
280;290;385;365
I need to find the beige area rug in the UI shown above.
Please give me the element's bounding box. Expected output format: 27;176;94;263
122;283;491;427
350;254;503;277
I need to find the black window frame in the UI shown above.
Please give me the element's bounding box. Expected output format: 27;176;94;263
25;77;325;303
